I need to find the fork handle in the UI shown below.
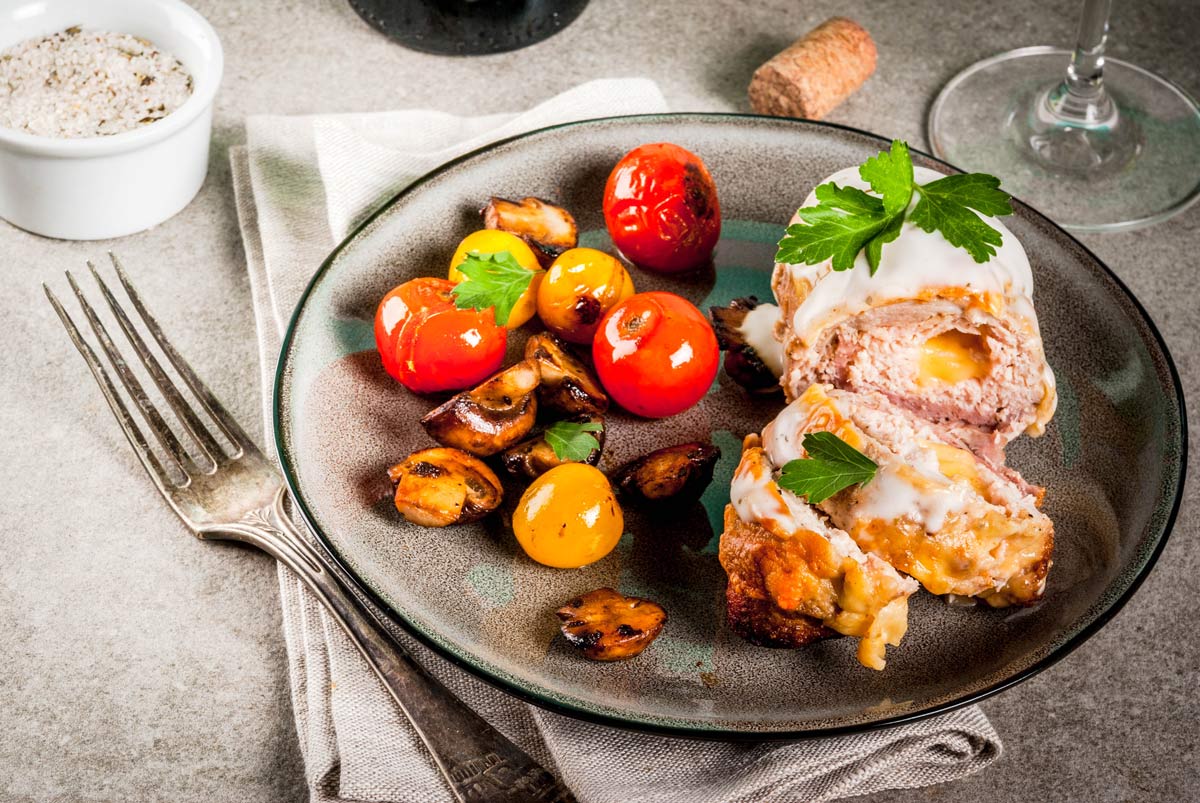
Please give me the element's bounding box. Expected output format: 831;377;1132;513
215;488;576;803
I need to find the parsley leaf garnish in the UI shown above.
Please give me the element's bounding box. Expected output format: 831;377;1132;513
775;183;890;272
776;431;877;504
864;212;904;276
544;420;604;462
775;139;1012;274
909;173;1012;262
859;139;914;216
451;250;541;326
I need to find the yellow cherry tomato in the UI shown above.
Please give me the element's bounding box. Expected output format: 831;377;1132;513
449;230;542;328
513;464;624;568
536;247;635;344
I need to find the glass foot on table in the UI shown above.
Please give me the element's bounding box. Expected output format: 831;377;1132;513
928;46;1200;232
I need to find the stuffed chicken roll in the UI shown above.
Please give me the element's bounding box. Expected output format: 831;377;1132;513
771;166;1056;449
764;384;1054;607
721;437;918;670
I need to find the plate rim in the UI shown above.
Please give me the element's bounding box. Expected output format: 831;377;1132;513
272;112;1189;740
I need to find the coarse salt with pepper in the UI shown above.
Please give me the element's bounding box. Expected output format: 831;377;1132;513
0;26;192;139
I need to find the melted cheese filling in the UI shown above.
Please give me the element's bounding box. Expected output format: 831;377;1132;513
923;441;989;499
917;330;990;385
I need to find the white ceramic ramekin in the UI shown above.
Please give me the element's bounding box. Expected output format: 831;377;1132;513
0;0;223;240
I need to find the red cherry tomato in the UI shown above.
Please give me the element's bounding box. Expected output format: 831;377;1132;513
395;306;507;393
602;143;721;274
374;278;456;379
591;291;719;418
374;277;506;393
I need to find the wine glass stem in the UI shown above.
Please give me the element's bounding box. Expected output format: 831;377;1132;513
1048;0;1116;125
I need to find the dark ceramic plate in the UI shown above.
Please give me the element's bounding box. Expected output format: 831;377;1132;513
274;114;1186;738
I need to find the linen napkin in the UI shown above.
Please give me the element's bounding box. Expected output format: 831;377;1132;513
230;78;1002;803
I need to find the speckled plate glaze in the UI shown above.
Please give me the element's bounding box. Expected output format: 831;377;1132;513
274;114;1186;738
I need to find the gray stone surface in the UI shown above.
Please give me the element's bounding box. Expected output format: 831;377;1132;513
0;0;1196;800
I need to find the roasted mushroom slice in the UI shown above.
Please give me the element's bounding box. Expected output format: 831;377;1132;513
710;296;785;393
421;360;539;456
501;415;606;479
483;196;578;267
387;447;503;527
555;588;667;661
524;333;609;415
611;441;721;504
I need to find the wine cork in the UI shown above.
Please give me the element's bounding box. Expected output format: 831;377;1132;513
749;17;877;121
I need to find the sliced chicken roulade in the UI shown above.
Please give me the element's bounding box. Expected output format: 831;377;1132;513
721;437;918;670
763;384;1054;607
771;166;1056;450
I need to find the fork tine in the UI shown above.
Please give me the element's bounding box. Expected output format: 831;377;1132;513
108;253;254;457
65;271;197;475
88;259;227;467
45;284;178;492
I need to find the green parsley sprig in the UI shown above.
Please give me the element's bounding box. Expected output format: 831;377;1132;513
775;140;1013;274
776;431;877;504
451;250;542;326
544;420;604;462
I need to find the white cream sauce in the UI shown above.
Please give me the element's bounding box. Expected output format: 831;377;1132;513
759;397;813;465
760;392;973;534
731;453;820;537
739;302;785;376
854;465;972;534
781;166;1039;347
729;451;866;564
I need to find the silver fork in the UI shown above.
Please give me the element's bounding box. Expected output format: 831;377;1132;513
45;254;575;803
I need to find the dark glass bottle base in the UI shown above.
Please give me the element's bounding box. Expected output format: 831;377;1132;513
349;0;590;56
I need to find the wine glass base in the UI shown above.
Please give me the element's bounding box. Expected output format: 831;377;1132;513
928;46;1200;232
349;0;590;56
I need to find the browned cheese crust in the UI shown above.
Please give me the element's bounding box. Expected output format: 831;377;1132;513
718;505;835;648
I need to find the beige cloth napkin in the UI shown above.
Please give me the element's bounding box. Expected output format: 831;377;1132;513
230;78;1001;803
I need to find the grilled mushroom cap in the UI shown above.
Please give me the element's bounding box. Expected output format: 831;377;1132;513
556;588;667;661
387;447;503;527
420;360;540;456
710;296;782;394
483;196;578;268
611;441;721;504
524;333;609;416
500;414;606;480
